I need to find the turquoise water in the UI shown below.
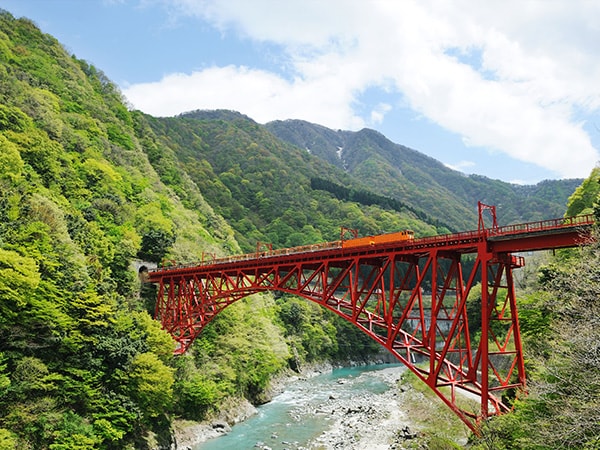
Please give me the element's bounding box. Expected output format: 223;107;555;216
194;364;402;450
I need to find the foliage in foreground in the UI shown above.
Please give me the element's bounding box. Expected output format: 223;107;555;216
395;370;472;449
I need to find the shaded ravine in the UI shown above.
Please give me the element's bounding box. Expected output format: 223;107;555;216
193;364;414;450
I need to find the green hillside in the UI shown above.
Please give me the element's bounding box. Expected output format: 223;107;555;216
0;12;389;448
0;10;237;448
139;109;440;253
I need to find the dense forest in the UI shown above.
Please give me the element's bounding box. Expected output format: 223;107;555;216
0;9;599;449
0;12;387;449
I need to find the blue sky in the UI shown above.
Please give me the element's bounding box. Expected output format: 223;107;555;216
3;0;600;184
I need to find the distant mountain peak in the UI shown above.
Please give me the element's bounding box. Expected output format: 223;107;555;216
179;109;255;123
265;118;583;228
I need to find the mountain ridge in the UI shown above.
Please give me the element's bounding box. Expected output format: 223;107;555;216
265;118;583;227
169;110;582;232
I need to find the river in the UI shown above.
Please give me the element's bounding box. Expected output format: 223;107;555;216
193;364;410;450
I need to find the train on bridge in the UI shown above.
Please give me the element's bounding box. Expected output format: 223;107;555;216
342;229;414;248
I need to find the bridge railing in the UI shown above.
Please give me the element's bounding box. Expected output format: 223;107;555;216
403;229;482;248
155;240;344;271
489;213;595;237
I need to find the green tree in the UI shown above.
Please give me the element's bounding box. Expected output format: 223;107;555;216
138;229;176;263
0;355;9;396
0;135;24;185
0;429;17;450
565;167;599;216
175;374;219;420
48;411;100;450
120;352;175;420
0;249;40;322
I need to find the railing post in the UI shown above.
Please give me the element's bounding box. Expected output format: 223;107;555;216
479;244;491;419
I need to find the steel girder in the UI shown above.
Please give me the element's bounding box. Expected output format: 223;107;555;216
154;243;526;433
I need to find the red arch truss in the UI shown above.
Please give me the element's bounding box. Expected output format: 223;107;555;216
148;210;595;433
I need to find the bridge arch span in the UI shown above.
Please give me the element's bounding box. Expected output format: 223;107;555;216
149;210;595;433
153;245;525;433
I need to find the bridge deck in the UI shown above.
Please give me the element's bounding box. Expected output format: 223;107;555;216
149;213;594;280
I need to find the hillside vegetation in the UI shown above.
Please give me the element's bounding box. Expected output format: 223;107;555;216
138;109;446;256
0;10;238;449
141;109;580;254
0;12;379;449
0;8;598;450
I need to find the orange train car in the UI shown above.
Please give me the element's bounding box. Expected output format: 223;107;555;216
342;230;414;249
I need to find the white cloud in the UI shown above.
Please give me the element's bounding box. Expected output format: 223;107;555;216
124;64;365;129
369;103;392;126
125;0;600;179
509;179;528;186
445;160;475;173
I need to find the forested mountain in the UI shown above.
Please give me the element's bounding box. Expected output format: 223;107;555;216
138;109;581;253
0;11;240;449
1;8;598;450
139;109;442;254
266;119;582;229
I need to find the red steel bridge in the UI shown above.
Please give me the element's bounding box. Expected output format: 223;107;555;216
147;203;595;432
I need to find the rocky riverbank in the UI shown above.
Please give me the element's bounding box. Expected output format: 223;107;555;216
171;398;257;449
298;366;424;450
172;363;466;450
171;363;335;449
